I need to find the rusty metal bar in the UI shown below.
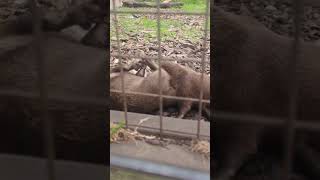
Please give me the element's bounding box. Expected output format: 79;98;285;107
110;10;206;16
214;111;286;126
296;121;320;131
5;89;320;133
109;0;211;141
110;89;210;104
155;0;164;139
110;54;210;64
127;124;210;138
196;0;210;139
30;0;55;180
282;0;303;179
214;111;320;132
0;89;107;106
111;0;129;127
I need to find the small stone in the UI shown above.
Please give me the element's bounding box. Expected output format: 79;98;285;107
276;13;289;24
61;25;89;42
265;5;277;12
313;12;320;19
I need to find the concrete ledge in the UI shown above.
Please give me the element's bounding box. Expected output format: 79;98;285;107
110;111;210;172
111;153;210;180
110;110;210;138
110;141;210;172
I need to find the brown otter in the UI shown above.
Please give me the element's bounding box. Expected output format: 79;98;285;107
110;68;177;114
159;62;210;119
110;60;210;120
138;59;211;119
212;6;320;180
0;33;107;163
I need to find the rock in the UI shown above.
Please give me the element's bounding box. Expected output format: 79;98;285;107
276;13;289;24
313;12;320;19
13;0;29;8
61;25;89;42
240;3;251;16
265;5;277;12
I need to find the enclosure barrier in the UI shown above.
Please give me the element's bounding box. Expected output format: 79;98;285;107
112;0;318;179
110;0;210;178
0;0;108;180
110;153;210;180
0;0;315;179
110;0;210;139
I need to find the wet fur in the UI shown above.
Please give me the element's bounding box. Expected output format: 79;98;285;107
0;33;106;163
110;69;177;113
158;62;210;119
213;7;320;180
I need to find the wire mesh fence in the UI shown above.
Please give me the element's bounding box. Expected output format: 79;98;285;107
1;0;319;179
0;0;107;180
110;0;211;139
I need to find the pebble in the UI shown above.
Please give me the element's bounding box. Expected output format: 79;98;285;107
265;5;277;12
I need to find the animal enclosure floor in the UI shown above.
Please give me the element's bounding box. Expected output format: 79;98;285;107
110;110;210;138
110;167;172;180
110;140;210;172
110;110;210;173
110;7;210;75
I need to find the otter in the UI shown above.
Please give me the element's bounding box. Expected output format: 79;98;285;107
0;33;107;163
137;59;211;119
159;62;210;119
110;67;177;114
110;60;210;120
212;7;320;180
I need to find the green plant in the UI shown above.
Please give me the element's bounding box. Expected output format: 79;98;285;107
110;120;125;137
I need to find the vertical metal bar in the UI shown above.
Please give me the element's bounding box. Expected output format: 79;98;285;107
282;0;302;179
30;0;55;180
112;0;129;127
196;0;210;139
156;0;164;139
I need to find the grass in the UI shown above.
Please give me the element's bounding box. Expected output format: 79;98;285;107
110;121;125;143
123;0;207;13
110;0;209;43
176;0;207;12
111;14;205;43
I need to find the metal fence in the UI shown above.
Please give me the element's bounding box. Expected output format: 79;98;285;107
1;0;316;179
0;1;56;180
0;0;107;180
110;0;210;140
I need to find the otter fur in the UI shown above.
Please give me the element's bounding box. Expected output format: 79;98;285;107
212;6;320;180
